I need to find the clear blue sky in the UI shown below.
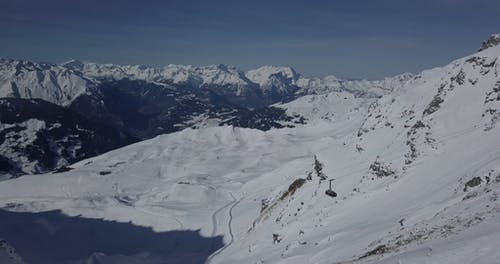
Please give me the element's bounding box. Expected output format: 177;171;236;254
1;0;499;79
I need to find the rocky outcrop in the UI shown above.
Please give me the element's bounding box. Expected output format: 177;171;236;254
479;34;500;51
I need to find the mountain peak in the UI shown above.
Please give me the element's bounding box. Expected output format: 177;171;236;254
247;65;298;76
246;66;299;87
479;33;500;51
61;59;85;71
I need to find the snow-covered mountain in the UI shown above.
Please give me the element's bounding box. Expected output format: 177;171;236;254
63;61;269;107
0;55;413;178
69;61;412;105
0;34;499;263
1;57;412;109
63;60;251;88
0;79;303;179
0;56;412;138
479;33;500;51
245;66;301;103
0;58;98;106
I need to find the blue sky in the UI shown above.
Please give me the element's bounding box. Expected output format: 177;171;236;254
0;0;499;79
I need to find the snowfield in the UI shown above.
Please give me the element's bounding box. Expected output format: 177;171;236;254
1;38;500;263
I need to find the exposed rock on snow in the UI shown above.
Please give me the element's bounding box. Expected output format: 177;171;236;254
479;33;500;51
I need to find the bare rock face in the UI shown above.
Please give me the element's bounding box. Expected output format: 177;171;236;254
479;34;500;51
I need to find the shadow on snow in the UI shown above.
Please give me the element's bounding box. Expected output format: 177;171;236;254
0;209;224;264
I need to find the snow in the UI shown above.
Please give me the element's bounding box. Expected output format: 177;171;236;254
479;33;500;51
0;38;500;263
74;62;251;88
276;90;370;122
0;58;97;106
296;72;413;97
246;66;300;93
1;57;414;109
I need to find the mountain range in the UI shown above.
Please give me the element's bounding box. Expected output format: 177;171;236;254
0;57;413;107
0;57;411;178
0;34;499;264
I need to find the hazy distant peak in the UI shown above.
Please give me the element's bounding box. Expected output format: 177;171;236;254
246;66;300;86
61;59;85;71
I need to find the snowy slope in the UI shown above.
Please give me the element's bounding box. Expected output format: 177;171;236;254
0;35;499;264
216;37;500;264
276;90;371;122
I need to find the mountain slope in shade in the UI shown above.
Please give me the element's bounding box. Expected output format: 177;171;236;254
68;79;304;139
0;35;499;263
0;98;137;179
0;239;24;264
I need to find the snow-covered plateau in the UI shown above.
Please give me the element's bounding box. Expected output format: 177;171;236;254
0;34;500;263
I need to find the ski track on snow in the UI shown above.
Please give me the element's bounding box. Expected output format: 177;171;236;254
207;192;242;263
